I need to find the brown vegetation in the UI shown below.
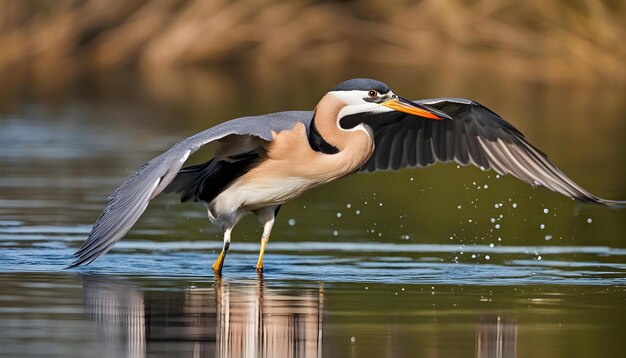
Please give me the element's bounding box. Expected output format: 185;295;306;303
0;0;624;84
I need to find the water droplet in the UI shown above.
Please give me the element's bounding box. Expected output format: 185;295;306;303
355;210;361;215
483;184;489;189
457;205;462;209
351;336;356;344
587;218;593;224
489;243;494;248
471;254;476;258
333;230;339;236
540;224;545;230
490;218;496;223
544;235;552;241
346;203;352;208
485;255;490;260
543;208;549;214
288;218;296;226
512;203;518;208
495;224;500;229
379;203;383;207
537;255;542;261
336;212;342;218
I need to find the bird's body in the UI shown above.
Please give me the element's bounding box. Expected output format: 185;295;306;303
70;78;624;273
211;115;372;218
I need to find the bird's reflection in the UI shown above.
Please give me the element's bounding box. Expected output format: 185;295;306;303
81;275;323;358
476;316;518;358
82;277;146;357
83;275;518;358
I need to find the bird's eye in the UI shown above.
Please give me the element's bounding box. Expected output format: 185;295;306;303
391;94;397;99
368;90;378;98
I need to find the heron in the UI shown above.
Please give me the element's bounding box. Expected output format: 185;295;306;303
69;78;624;273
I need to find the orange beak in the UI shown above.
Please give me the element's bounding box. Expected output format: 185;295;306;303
382;97;451;120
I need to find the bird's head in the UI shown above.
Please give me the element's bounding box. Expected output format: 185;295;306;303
327;78;451;130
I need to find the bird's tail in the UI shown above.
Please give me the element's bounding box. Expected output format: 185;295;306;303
162;160;216;202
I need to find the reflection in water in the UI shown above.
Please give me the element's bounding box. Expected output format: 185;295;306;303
476;316;518;358
83;280;146;357
82;276;323;358
214;277;323;358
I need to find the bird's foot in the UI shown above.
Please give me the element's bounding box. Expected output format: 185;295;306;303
255;265;263;273
212;250;226;275
212;263;223;275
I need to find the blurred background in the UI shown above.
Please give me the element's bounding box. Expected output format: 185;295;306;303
1;0;625;83
1;1;626;357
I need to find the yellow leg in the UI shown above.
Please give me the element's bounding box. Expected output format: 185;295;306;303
254;206;277;273
255;237;268;272
212;228;231;275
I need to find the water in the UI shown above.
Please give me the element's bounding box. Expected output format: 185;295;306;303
1;70;625;357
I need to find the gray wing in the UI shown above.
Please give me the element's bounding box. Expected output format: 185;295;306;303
70;111;312;267
360;98;624;207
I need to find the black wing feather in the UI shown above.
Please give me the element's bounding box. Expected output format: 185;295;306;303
360;98;624;208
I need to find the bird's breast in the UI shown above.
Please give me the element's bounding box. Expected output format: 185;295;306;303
260;122;374;183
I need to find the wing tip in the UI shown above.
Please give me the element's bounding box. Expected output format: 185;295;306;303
597;199;626;209
65;257;87;269
67;247;97;268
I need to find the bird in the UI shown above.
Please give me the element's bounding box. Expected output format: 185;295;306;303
69;78;624;273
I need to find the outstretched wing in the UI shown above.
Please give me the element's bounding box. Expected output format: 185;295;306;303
70;111;312;267
360;98;624;207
